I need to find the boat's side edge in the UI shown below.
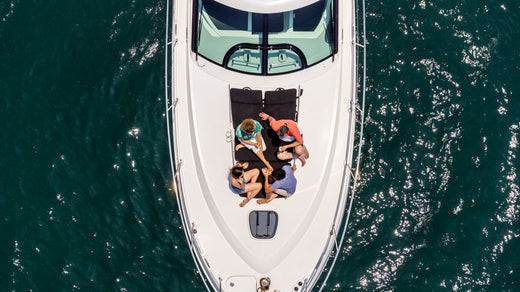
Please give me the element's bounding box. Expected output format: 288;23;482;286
165;1;218;291
301;0;357;289
315;0;368;290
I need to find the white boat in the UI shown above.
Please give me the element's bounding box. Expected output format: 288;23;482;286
165;0;366;291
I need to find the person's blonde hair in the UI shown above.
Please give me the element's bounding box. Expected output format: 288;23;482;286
240;119;255;133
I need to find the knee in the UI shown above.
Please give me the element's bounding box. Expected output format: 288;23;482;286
251;168;260;176
294;146;304;155
277;152;291;160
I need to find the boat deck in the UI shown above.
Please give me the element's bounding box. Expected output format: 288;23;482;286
167;0;359;289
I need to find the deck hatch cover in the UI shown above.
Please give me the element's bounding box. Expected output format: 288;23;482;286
249;211;278;239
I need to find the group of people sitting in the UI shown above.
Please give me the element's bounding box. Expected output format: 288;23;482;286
228;112;310;207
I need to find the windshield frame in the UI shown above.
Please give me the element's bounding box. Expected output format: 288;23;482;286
192;0;337;75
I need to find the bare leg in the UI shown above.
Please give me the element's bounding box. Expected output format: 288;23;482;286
235;144;245;151
244;168;260;183
296;145;309;159
256;150;273;172
294;145;309;166
277;151;293;161
240;182;262;207
277;149;307;166
298;156;307;166
257;192;278;204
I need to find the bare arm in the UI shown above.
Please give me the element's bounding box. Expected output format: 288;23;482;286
239;138;257;146
231;177;244;189
259;112;275;123
235;162;248;169
262;169;274;194
255;132;262;147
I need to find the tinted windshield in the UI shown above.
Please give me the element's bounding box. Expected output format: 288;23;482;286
194;0;335;75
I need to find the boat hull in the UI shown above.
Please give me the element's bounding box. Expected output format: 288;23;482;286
166;0;360;290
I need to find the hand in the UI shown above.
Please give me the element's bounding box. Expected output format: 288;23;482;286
262;168;271;176
256;142;261;148
242;162;249;169
259;112;269;121
279;146;286;152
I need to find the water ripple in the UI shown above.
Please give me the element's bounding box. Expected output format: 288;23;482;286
3;0;520;290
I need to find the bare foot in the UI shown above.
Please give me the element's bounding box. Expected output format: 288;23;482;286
239;198;250;207
303;145;309;159
257;199;268;204
299;156;306;167
235;144;245;151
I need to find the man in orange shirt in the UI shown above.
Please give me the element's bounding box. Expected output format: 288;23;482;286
259;112;310;166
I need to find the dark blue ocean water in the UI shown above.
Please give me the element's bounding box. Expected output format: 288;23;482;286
1;0;519;291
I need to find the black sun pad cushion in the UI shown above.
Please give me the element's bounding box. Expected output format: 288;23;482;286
263;88;298;121
230;88;263;129
235;129;291;199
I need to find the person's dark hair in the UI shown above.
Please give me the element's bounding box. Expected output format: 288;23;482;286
278;124;289;137
230;165;244;179
272;168;286;181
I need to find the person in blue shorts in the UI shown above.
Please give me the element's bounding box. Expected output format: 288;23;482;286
257;164;297;204
228;162;262;207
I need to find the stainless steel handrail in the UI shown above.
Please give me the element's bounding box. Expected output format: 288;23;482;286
165;1;213;291
317;0;367;290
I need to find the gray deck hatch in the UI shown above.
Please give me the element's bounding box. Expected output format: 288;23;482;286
249;211;278;239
